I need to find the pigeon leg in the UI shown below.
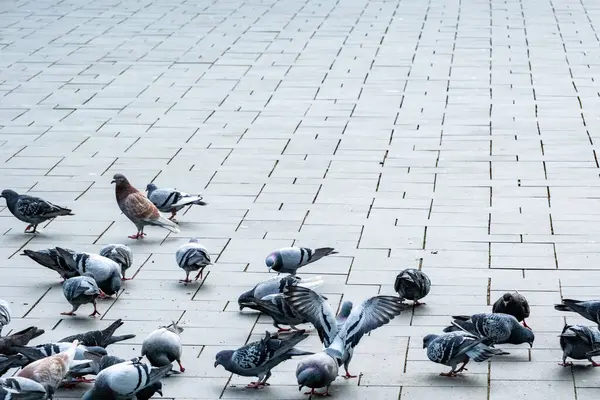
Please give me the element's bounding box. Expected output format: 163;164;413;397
194;269;203;281
177;359;185;373
522;319;530;329
128;231;145;239
24;224;33;233
60;311;76;316
589;359;600;367
440;369;459;377
121;272;132;281
73;377;95;383
310;387;332;397
342;369;358;379
455;361;469;373
559;361;573;367
246;382;267;389
179;271;192;284
168;211;177;221
89;301;101;317
98;290;108;299
413;300;426;306
276;325;291;333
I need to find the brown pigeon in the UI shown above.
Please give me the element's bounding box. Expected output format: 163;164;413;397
111;174;180;239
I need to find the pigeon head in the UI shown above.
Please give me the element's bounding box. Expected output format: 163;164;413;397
214;350;234;368
237;290;256;310
111;174;129;186
145;183;158;193
338;301;353;319
265;252;283;272
502;292;513;306
189;237;201;244
511;326;535;347
0;189;18;205
423;334;438;349
163;321;184;335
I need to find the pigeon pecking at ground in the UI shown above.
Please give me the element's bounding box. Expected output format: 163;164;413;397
112;174;180;239
0;189;74;234
61;276;102;317
492;291;530;328
146;183;208;221
266;247;338;275
555;299;600;329
423;331;509;377
214;330;312;388
0;376;47;399
296;351;339;397
59;319;135;348
20;247;80;282
0;300;11;336
241;293;310;333
443;313;534;347
141;321;185;372
394;268;431;306
99;244;134;281
175;238;212;283
238;275;324;311
558;324;600;367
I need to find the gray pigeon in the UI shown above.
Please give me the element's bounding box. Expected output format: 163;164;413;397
394;268;431;305
214;330;312;388
146;183;208;221
559;324;600;367
423;332;508;376
555;299;600;329
0;299;10;336
60;319;135;348
296;351;339;396
0;189;74;233
141;321;184;372
61;276;102;317
238;275;324;311
284;286;408;379
492;291;530;328
242;293;309;332
99;244;134;281
21;248;79;281
443;313;534;346
81;359;171;400
0;376;47;399
12;342;107;364
175;238;211;283
266;247;338;275
112;174;180;239
55;248;121;297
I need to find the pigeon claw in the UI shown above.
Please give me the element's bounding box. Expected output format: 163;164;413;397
179;278;192;284
342;372;358;379
559;362;573;367
277;328;291;333
413;300;426;306
89;309;101;318
60;311;76;316
194;270;203;281
128;232;146;239
591;361;600;367
246;382;268;389
121;276;133;281
440;371;459;377
304;388;330;397
177;361;185;373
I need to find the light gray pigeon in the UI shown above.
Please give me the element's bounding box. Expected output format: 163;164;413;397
394;268;431;305
214;330;312;388
423;331;508;376
141;321;184;372
443;313;534;346
0;299;10;335
0;376;47;399
55;248;121;297
296;351;339;396
112;174;180;239
21;247;79;281
492;291;530;328
81;359;171;400
555;299;600;329
0;189;74;233
238;275;324;311
175;238;211;283
60;319;135;348
266;247;338;275
61;276;102;317
99;244;134;281
242;293;310;332
559;324;600;367
284;286;408;379
145;183;208;221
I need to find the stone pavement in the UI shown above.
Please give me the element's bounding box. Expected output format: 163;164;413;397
2;0;600;397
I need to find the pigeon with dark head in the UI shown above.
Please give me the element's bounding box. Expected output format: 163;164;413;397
559;324;600;367
492;291;530;328
146;183;208;221
266;247;337;275
443;313;534;347
60;319;135;348
238;275;324;311
54;248;121;297
0;189;74;233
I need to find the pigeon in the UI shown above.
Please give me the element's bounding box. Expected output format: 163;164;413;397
558;324;600;367
21;248;79;281
0;189;74;234
17;340;79;398
443;313;534;347
0;376;47;399
238;275;324;311
60;319;136;348
81;359;171;400
54;248;121;297
0;327;45;355
0;355;28;376
99;244;134;281
296;351;339;397
61;276;102;317
492;291;530;328
0;299;11;335
555;299;600;329
394;268;431;306
12;342;107;364
146;183;208;221
214;330;312;388
175;238;212;283
423;331;508;377
243;293;310;332
284;286;409;379
112;174;180;239
141;321;185;372
266;247;338;275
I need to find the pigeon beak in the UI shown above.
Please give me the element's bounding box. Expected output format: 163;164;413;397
298;385;304;392
214;361;219;368
528;342;533;348
110;179;116;184
268;267;272;273
157;389;163;396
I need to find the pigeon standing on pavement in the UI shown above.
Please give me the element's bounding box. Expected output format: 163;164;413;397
146;183;208;221
296;351;339;397
54;248;121;297
214;330;312;388
0;376;47;399
111;174;180;239
555;299;600;329
175;238;212;283
266;247;338;275
61;276;102;317
142;321;185;372
0;189;74;233
60;319;135;348
0;300;10;336
492;291;530;328
99;244;134;281
238;275;324;311
21;247;79;281
443;313;534;346
559;324;600;367
423;331;508;377
394;268;431;306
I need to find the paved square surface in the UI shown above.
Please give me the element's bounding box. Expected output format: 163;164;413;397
2;0;600;397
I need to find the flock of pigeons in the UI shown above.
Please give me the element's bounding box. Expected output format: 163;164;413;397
1;174;600;398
